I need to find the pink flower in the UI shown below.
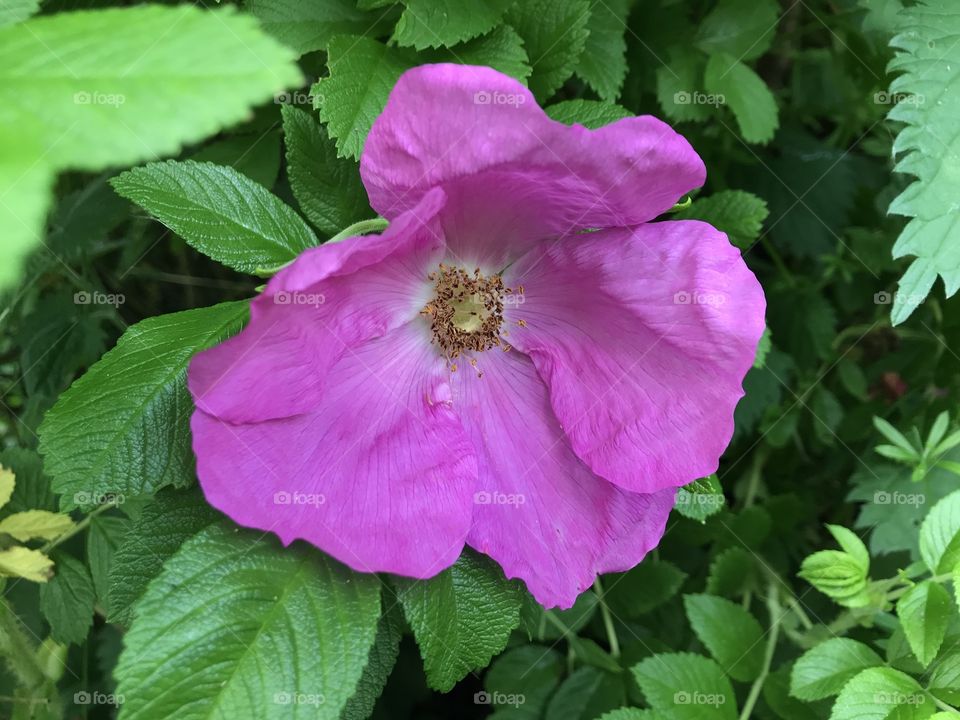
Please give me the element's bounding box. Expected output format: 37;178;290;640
187;65;765;608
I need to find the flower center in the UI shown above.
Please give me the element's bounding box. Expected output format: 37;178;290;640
421;264;517;372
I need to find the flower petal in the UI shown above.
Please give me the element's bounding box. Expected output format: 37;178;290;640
191;321;477;578
504;220;765;494
188;188;444;424
452;348;675;609
361;64;704;269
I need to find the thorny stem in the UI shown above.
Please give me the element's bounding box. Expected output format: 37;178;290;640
592;578;620;659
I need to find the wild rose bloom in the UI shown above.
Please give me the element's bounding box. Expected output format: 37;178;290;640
188;65;765;608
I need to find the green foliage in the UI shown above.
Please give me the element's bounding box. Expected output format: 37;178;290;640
506;0;591;99
393;0;513;49
675;190;769;249
111;160;318;274
114;523;382;719
39;553;95;645
897;580;951;666
632;653;737;719
683;594;765;681
790;638;883;700
245;0;384;56
395;550;522;692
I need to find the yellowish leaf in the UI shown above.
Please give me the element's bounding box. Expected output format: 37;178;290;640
0;465;14;509
0;545;54;582
0;510;75;542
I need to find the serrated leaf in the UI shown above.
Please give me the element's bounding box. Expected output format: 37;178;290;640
395;550;521;692
281;105;371;237
798;551;869;606
753;329;771;369
115;523;381;720
245;0;384;56
826;525;870;571
507;0;591;99
545;99;633;128
683;594;765;682
831;667;931;720
655;46;712;123
789;638;883;701
920;491;960;574
695;0;779;60
674;190;769;249
606;560;687;618
86;515;128;606
431;24;531;82
486;645;565;716
394;0;513;49
632;653;737;720
704;53;779;144
0;449;56;516
107;488;219;626
112;160;316;274
886;2;960;324
706;547;758;598
545;666;623;720
190;131;283;190
316;36;417;160
0;5;302;288
39;554;95;645
0;464;14;509
0;511;74;542
38;302;249;512
0;545;53;582
929;647;960;706
0;0;38;28
897;581;952;666
675;475;725;521
341;602;403;720
576;0;630;101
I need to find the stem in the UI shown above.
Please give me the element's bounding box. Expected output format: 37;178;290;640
739;586;782;720
592;578;621;659
932;695;960;714
40;501;116;554
0;600;46;690
327;217;389;244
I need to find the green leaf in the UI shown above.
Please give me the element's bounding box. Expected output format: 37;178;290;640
683;594;765;682
605;560;687;618
108;488;219;626
575;0;630;101
753;329;771;369
826;525;870;571
245;0;384;56
632;653;737;720
394;0;513;49
886;2;960;324
38;302;249;511
703;53;779;144
190;131;283;190
695;0;779;60
798;551;869;606
430;24;531;82
675;475;725;522
706;547;758;598
506;0;591;99
831;667;932;720
0;5;302;288
115;523;381;720
341;602;404;720
674;190;769;250
789;638;883;700
655;47;712;123
281;105;371;237
86;515;127;605
112;160;317;274
544;666;624;720
920;491;960;573
929;647;960;706
395;549;521;692
0;0;38;28
485;645;564;716
39;553;95;645
316;36;417;160
897;581;952;667
545;99;633;128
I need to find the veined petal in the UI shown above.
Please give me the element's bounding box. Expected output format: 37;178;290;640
191;321;478;578
503;220;765;494
188;188;445;424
